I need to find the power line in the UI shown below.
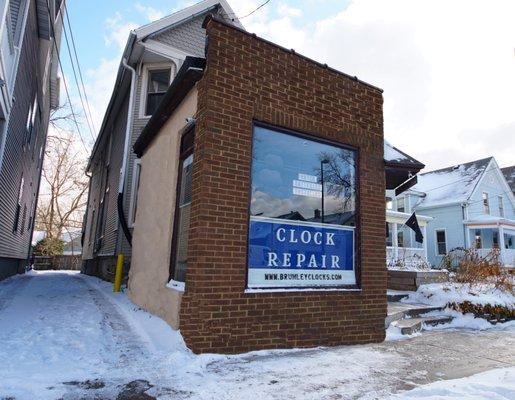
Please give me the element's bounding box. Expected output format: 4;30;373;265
62;1;97;135
45;0;89;153
58;6;96;141
228;0;272;20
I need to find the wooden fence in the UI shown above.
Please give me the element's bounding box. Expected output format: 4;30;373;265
33;255;82;271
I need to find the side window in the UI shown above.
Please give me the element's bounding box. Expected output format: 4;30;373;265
26;95;38;146
436;230;447;255
13;176;24;233
396;196;405;213
482;192;490;214
129;159;142;227
145;68;171;116
169;128;194;285
498;196;504;218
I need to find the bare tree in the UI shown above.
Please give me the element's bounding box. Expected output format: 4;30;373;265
35;130;89;242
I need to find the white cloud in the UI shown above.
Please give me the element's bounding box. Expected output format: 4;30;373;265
277;3;302;18
104;12;138;52
237;0;515;170
135;3;165;22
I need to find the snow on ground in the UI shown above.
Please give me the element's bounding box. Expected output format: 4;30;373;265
403;282;515;308
390;366;515;399
1;271;514;399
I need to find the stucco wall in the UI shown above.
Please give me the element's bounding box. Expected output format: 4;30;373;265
128;88;198;329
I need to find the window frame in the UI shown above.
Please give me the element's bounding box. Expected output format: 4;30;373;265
435;229;447;256
482;191;490;214
128;158;142;228
396;196;405;213
498;195;504;218
246;121;361;291
168;125;195;287
139;62;174;118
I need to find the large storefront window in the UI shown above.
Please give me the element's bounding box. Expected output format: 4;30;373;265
247;124;358;290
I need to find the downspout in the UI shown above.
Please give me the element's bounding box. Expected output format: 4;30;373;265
118;58;136;246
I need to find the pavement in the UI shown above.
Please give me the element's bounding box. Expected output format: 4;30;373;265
0;271;514;400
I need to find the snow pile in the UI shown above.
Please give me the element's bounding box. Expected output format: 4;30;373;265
390;367;515;399
384;141;421;165
404;282;515;308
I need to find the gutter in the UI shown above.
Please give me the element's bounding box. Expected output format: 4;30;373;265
117;58;137;247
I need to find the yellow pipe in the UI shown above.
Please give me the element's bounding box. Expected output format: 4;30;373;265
113;254;124;292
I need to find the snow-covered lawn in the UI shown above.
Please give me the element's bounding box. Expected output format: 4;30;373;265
391;367;515;399
1;271;514;399
404;282;515;308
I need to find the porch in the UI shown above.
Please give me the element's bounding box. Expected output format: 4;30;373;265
465;217;515;267
386;210;432;269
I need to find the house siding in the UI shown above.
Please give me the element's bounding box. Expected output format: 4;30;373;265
83;8;237;280
0;0;54;280
417;204;466;267
467;166;515;221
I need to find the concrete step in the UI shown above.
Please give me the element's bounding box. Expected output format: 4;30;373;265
387;290;411;302
392;315;454;335
386;302;444;327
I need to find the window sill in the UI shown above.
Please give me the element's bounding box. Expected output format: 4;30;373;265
244;287;362;294
166;279;185;292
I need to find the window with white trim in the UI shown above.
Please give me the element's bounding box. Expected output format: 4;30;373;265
129;159;142;227
144;67;171;116
482;192;490;214
436;230;447;255
498;196;504;218
396;196;405;213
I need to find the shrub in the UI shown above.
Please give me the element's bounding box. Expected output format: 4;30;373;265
33;237;65;256
442;248;514;294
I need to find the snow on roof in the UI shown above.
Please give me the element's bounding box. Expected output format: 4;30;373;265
384;141;423;166
414;157;492;208
502;165;515;195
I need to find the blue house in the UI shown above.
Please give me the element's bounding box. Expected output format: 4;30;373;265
403;157;515;267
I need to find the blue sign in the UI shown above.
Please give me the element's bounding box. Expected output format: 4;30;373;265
247;217;355;289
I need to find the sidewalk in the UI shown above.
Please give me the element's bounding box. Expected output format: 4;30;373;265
0;271;513;399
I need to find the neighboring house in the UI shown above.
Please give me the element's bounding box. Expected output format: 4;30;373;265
81;0;242;281
403;157;515;267
502;165;515;196
0;0;64;280
384;142;432;268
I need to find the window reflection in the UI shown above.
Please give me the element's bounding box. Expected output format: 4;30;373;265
250;125;357;227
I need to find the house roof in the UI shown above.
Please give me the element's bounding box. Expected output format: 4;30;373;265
87;1;241;171
133;57;205;157
135;0;243;38
502;165;515;195
384;141;424;169
413;157;493;209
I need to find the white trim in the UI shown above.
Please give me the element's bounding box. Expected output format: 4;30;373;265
244;288;362;294
128;158;141;228
250;215;356;231
143;39;188;62
134;0;244;39
498;195;505;218
138;62;175;119
435;228;447;256
166;279;185;292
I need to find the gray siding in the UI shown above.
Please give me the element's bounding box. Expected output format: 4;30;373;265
84;8;237;269
0;0;52;266
152;16;206;57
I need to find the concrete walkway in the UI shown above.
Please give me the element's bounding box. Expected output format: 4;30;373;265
0;271;513;399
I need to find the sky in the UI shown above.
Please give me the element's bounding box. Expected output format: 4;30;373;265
62;0;515;171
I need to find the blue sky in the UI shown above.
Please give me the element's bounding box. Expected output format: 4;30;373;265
61;0;515;170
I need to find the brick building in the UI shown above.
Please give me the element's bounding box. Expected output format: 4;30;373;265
129;15;391;354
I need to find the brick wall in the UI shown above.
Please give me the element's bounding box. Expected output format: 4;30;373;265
179;17;386;354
